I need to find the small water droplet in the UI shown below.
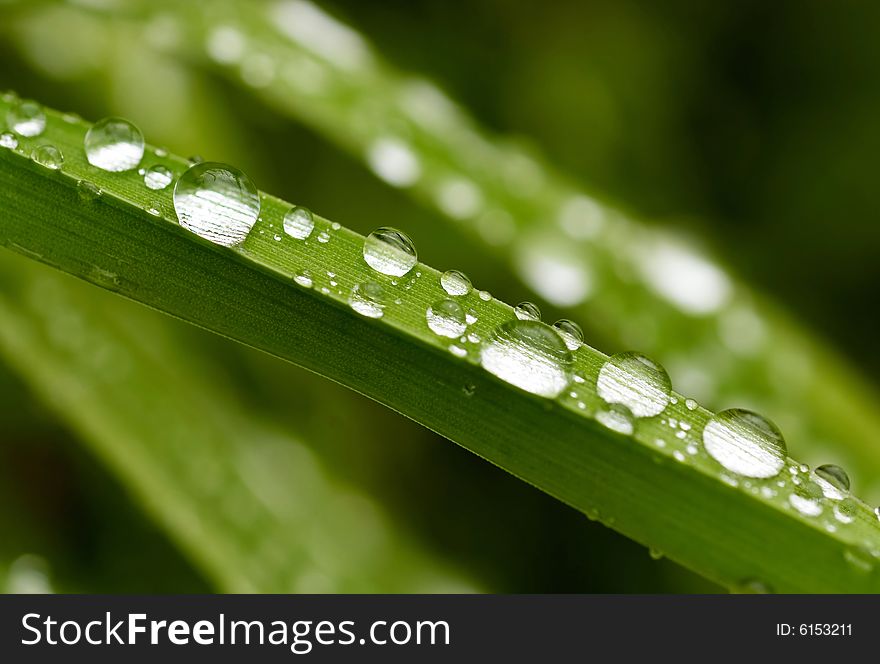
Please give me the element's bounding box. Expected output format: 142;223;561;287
154;147;168;157
348;281;386;318
478;290;491;301
283;206;314;240
363;227;417;276
843;546;875;573
449;344;467;358
553;319;583;350
685;398;698;411
7;99;45;137
0;132;18;149
514;301;541;321
465;310;478;325
834;499;857;524
597;404;635;435
732;579;772;594
815;464;850;492
294;270;313;288
426;299;467;338
84;117;145;171
144;164;173;190
173;162;260;246
480;320;573;397
440;269;472;296
789;480;823;516
648;548;663;561
77;180;102;201
317;230;330;243
596;352;672;418
702;409;786;479
146;204;162;217
31;144;63;170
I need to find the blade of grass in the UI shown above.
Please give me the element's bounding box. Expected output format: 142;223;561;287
0;251;474;592
1;98;879;591
82;0;880;493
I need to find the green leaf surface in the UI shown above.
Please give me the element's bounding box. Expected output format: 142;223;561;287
1;98;878;591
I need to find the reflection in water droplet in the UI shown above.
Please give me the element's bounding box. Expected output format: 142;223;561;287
31;144;63;170
480;320;572;398
0;132;18;149
144;165;173;190
478;290;491;302
834;499;857;524
440;270;472;296
597;404;634;435
597;352;671;418
173;162;260;246
685;398;698;411
815;464;850;493
7;99;45;137
514;301;541;321
348;282;386;318
553;319;583;350
84;117;145;171
426;299;467;338
789;480;823;517
702;409;786;479
283;206;314;240
363;227;417;276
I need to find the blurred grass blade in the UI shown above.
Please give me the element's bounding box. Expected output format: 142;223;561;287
109;0;880;491
1;99;879;591
0;253;472;593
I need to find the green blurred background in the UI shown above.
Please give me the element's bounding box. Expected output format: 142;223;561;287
1;0;878;593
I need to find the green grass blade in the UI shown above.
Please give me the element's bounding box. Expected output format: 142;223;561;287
102;0;880;492
0;252;473;593
1;98;879;592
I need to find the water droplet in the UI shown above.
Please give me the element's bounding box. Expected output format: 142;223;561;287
478;290;491;301
144;164;173;190
552;319;583;350
294;270;313;288
596;352;671;418
480;320;573;398
465;310;478;325
732;579;772;594
702;409;786;479
31;144;63;170
0;132;18;149
348;282;386;318
648;548;663;560
815;464;850;492
597;404;634;435
875;506;880;522
173;162;260;246
789;481;823;516
77;180;102;201
426;299;467;338
7;99;45;137
843;546;875;573
84;117;145;171
146;204;162;217
363;227;417;276
834;499;857;524
685;398;698;411
514;301;541;321
449;344;467;358
283;206;314;240
440;270;472;296
317;230;330;243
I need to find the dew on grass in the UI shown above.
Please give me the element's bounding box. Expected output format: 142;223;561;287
815;464;850;493
596;352;671;418
596;404;634;435
7;99;45;137
173;162;260;246
833;499;857;525
478;290;491;301
31;144;63;170
0;132;18;149
76;180;101;201
283;206;314;240
514;301;541;321
685;398;698;411
348;281;386;318
426;299;467;338
553;319;583;350
789;480;824;517
440;270;472;296
702;409;786;479
294;271;313;288
480;320;572;398
363;227;417;276
84;117;144;171
144;165;173;190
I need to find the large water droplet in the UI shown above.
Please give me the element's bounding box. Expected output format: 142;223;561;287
596;352;671;418
553;319;583;350
173;162;260;247
702;409;786;479
144;165;173;190
440;270;472;296
283;206;314;240
815;464;850;492
426;299;467;338
363;227;417;276
348;281;386;318
84;117;145;171
480;320;572;398
7;99;45;137
514;301;541;321
31;145;63;170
